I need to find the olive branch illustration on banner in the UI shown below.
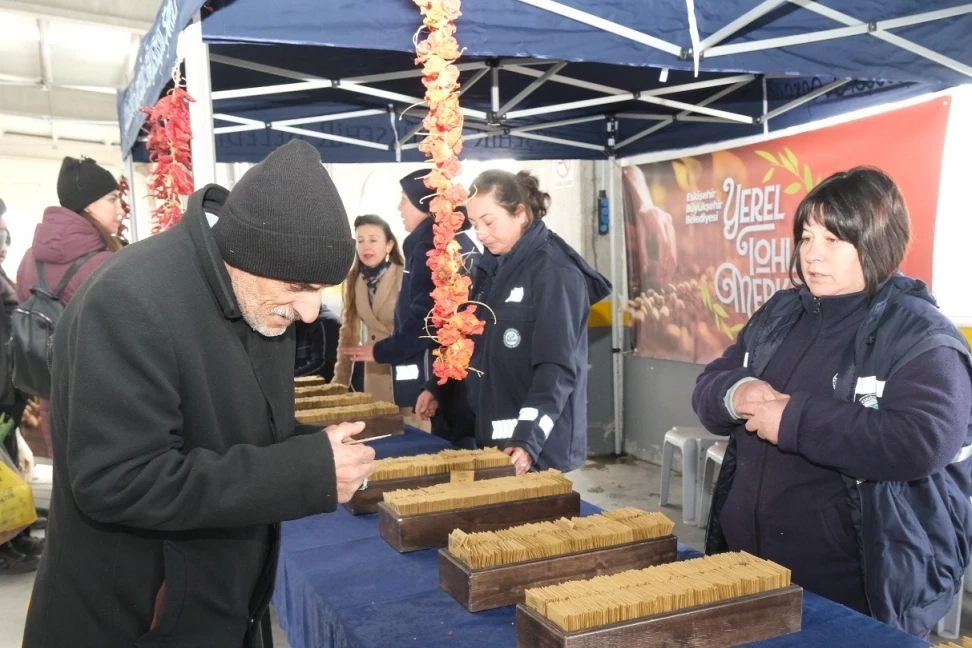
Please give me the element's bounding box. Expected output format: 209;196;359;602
755;146;822;196
699;280;745;340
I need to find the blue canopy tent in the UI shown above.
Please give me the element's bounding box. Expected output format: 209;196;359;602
117;0;972;452
118;0;972;165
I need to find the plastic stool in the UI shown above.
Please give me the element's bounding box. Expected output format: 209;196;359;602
697;441;727;528
660;426;723;524
937;575;963;640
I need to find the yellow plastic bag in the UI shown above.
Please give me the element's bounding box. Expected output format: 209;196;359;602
0;454;36;535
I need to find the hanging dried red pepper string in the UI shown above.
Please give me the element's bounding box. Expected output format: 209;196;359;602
413;0;485;384
141;65;195;234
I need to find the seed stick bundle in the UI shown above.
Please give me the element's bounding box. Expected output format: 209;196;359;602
448;508;675;569
296;400;400;424
525;551;791;632
939;639;972;648
383;470;573;516
294;384;349;397
372;448;511;481
295;376;327;387
295;392;374;410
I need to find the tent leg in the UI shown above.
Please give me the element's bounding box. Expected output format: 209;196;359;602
123;155;139;242
180;17;216;189
389;105;401;162
762;76;769;137
607;157;624;456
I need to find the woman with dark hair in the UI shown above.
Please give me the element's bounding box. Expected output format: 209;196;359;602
333;215;406;406
416;170;611;474
17;156;122;457
693;166;972;637
344;171;480;437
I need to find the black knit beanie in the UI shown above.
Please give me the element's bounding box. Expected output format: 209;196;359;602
213;140;355;285
399;169;468;221
57;157;119;214
400;169;432;215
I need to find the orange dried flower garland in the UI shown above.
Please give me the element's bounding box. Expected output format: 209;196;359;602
413;0;485;384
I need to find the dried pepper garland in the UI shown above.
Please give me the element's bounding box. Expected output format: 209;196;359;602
413;0;484;384
141;68;194;233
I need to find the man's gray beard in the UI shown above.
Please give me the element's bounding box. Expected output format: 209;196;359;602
242;308;296;338
243;314;287;338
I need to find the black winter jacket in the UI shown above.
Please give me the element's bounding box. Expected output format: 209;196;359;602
23;186;339;648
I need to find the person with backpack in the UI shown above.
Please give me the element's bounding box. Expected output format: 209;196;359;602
15;156;123;456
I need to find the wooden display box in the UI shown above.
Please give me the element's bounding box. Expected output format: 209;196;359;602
515;584;803;648
297;413;405;439
378;491;581;553
344;466;516;515
439;535;678;612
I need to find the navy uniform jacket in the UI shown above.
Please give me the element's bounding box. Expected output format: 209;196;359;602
460;221;611;471
694;274;972;636
373;216;480;409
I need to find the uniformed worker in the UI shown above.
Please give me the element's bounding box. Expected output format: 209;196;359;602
417;169;611;474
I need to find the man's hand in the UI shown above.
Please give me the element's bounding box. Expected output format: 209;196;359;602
734;380;784;419
504;446;534;475
326;422;376;503
415;390;439;421
744;396;791;445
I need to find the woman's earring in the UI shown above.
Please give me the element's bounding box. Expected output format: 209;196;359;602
385;253;390;263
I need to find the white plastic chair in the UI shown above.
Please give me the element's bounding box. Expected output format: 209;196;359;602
696;441;727;528
660;426;722;524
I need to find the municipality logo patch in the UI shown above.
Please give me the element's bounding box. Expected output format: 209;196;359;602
858;394;879;410
503;328;521;349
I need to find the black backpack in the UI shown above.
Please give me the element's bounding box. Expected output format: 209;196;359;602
10;252;98;398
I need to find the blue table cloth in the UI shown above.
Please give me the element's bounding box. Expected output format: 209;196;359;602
272;428;929;648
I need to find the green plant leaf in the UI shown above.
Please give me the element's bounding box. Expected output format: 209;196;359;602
713;303;728;318
779;151;797;175
803;164;814;191
762;167;775;184
785;182;803;195
729;323;745;335
784;147;799;170
755;150;779;166
700;281;711;309
817;173;823;185
724;326;735;340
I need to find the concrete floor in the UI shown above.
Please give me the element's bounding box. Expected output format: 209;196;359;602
0;457;965;647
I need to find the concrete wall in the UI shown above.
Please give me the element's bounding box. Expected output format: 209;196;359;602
622;358;703;464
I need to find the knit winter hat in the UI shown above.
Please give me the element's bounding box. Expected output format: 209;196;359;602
57;157;119;213
213;140;355;285
400;169;432;215
399;169;467;219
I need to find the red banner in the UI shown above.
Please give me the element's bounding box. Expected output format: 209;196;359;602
623;97;951;364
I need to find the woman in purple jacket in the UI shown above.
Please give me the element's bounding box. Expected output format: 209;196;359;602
693;167;972;637
17;156;123;456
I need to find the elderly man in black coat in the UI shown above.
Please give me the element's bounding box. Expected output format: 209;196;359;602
22;141;376;648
